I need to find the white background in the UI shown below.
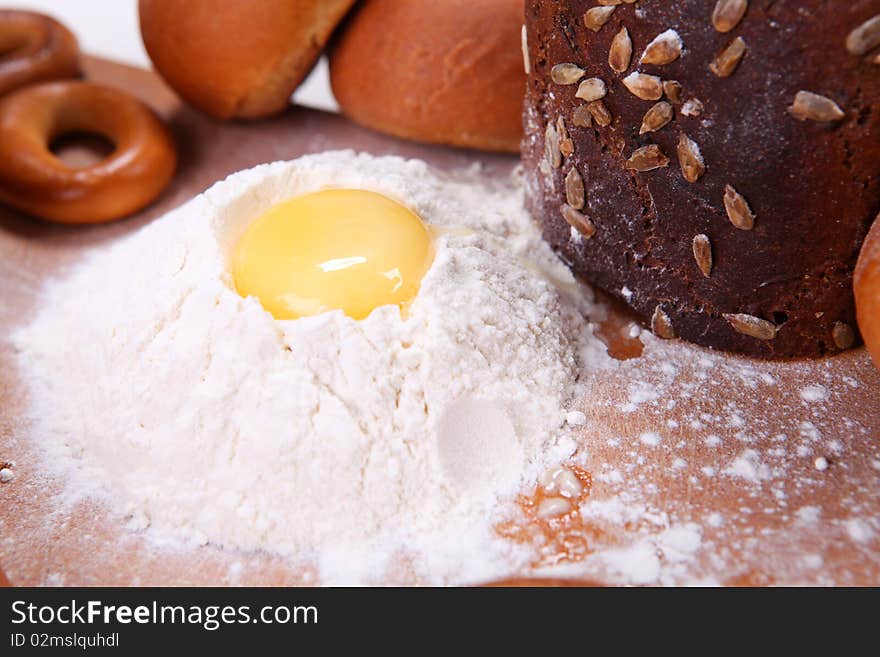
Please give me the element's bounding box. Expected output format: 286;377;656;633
3;0;339;111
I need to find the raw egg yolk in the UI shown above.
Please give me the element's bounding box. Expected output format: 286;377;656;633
232;189;433;320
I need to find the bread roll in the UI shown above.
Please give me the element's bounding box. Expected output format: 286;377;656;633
855;215;880;368
139;0;356;119
329;0;525;153
522;0;880;358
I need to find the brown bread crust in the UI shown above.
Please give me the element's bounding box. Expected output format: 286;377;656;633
523;0;880;358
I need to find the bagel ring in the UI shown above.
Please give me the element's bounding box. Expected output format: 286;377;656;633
855;213;880;368
0;10;80;97
0;81;177;224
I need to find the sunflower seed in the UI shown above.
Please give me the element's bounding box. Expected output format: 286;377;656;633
556;116;574;157
560;204;596;238
692;234;713;277
651;306;675;339
723;184;754;230
622;72;663;100
545;121;561;168
832;321;855;349
640;101;674;134
521;25;530;75
572;104;593;127
584;6;616;32
626;145;670;172
609;27;633;73
556;115;568;137
588;100;613;126
551;63;586;85
723;313;777;340
788;91;845;122
681;98;704;117
710;36;747;77
663;80;682;103
846;15;880;55
641;29;683;65
712;0;748;33
565;167;586;209
677;134;706;182
575;78;607;103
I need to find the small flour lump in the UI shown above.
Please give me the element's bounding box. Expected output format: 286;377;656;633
13;151;609;584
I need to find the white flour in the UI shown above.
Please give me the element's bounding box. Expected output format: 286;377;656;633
12;151;611;585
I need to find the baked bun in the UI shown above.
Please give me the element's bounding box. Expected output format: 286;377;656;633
522;1;880;358
855;214;880;368
329;0;525;152
138;0;356;119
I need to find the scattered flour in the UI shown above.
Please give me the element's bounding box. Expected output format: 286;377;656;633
7;149;878;586
795;506;822;526
562;328;879;585
565;410;587;426
800;554;824;570
639;432;662;447
845;518;874;544
597;542;661;585
657;524;703;564
12;151;612;585
800;384;829;403
562;522;704;586
724;449;772;482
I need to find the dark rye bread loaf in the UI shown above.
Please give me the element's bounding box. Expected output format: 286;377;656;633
522;0;880;358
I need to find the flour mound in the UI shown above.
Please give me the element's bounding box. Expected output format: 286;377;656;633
13;151;607;584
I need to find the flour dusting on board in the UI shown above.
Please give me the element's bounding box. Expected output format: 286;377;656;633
521;332;880;586
11;152;614;585
5;152;880;586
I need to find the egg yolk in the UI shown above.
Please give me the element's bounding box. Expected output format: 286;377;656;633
232;189;433;320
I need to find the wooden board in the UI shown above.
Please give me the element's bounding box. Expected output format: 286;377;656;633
1;58;878;586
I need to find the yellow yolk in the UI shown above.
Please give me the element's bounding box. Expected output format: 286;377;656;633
232;189;433;320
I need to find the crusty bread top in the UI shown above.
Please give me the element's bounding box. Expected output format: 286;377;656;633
139;0;356;119
522;0;880;358
329;0;525;152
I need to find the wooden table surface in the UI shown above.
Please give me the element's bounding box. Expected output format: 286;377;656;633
1;58;878;586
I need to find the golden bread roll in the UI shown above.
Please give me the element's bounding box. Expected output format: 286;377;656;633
139;0;356;119
329;0;525;152
855;215;880;368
